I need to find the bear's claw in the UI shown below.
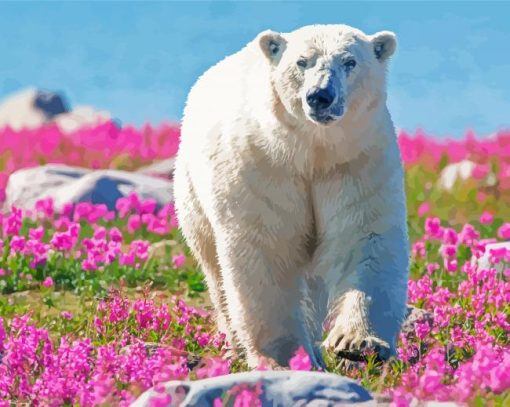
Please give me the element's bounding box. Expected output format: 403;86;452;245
322;328;391;362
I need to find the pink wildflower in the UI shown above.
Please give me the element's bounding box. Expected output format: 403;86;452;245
127;214;142;234
472;163;490;180
60;311;73;320
480;211;494;225
42;276;54;288
109;227;123;242
415;321;431;341
417;202;430;217
172;254;186;268
497;223;510;240
289;346;312;371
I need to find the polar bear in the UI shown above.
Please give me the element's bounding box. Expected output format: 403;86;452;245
173;24;409;369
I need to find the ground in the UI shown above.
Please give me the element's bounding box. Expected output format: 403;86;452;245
0;123;509;406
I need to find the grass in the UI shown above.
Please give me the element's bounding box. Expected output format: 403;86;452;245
0;127;509;405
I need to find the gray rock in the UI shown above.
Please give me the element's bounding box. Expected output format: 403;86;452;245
4;164;173;212
439;160;475;191
53;104;113;134
131;370;374;407
136;158;176;179
439;159;496;190
0;88;55;130
0;87;113;133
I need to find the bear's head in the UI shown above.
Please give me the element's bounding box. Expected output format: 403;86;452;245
258;24;396;127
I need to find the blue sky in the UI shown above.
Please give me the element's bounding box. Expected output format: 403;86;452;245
0;1;509;138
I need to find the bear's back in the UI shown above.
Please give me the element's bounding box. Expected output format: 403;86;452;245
180;40;273;148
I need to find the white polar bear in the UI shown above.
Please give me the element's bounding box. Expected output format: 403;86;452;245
174;24;409;369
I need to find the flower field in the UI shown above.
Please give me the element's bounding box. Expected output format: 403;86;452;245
0;122;509;406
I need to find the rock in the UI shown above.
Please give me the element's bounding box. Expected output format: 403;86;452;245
132;370;374;407
475;241;510;273
136;158;176;179
33;89;70;119
0;88;113;133
439;159;497;190
4;164;173;212
439;160;475;191
53;105;113;134
0;88;70;130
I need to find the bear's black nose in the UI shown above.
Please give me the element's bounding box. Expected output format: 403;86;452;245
306;87;335;110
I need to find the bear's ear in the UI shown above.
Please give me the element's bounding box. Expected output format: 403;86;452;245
371;31;397;62
258;30;287;64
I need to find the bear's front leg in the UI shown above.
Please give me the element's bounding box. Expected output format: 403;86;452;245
213;225;320;368
321;227;409;363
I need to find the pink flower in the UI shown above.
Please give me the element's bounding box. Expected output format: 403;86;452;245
289;346;312;371
412;241;426;259
140;199;157;215
60;311;73;320
415;321;431;341
127;214;142;234
441;244;457;258
28;226;45;241
424;217;443;239
82;258;98;271
42;276;54;288
472;163;490;180
476;191;487;203
195;357;230;379
255;358;272;371
459;223;480;244
417;201;430;217
172;254;186;268
109;227;123;242
442;228;458;245
127;192;141;211
233;388;262;407
228;383;263;407
480;211;494;225
35;197;55;218
73;202;93;222
488;247;508;264
10;236;26;253
149;393;172;407
93;226;106;240
419;369;444;395
120;252;135;266
426;263;440;274
51;231;73;251
497;223;510;240
130;240;150;261
498;163;510;190
444;259;458;272
3;207;22;236
116;197;131;219
61;202;74;217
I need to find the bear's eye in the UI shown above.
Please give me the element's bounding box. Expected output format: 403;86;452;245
296;59;307;68
345;59;357;70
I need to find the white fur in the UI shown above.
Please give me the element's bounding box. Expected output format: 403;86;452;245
174;24;409;368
